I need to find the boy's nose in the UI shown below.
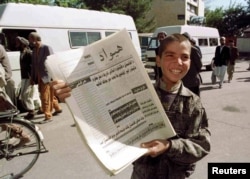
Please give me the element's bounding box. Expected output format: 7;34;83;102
176;57;183;64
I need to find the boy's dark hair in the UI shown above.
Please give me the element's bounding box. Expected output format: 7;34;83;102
158;33;191;58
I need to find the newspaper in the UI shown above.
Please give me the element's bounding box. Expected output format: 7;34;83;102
45;29;176;175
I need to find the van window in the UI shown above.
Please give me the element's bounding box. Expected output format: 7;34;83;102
105;32;116;36
198;38;208;46
139;36;151;48
69;31;101;48
147;37;159;50
105;31;132;38
1;29;36;51
209;38;218;46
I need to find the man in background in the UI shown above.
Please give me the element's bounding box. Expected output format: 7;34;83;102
213;36;231;88
182;32;203;96
0;44;16;104
29;32;62;124
227;39;239;83
16;36;36;119
154;31;167;82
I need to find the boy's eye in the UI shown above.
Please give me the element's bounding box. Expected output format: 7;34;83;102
166;54;173;57
182;55;190;61
164;53;174;57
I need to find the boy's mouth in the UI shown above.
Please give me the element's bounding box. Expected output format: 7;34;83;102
170;69;181;74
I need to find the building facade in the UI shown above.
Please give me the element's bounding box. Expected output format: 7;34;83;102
237;28;250;54
147;0;205;28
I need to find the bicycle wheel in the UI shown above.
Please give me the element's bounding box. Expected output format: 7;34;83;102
0;118;41;179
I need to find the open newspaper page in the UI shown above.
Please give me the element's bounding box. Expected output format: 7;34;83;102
45;29;176;175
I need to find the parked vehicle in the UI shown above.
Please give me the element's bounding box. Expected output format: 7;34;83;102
0;3;141;87
145;25;220;71
138;33;152;61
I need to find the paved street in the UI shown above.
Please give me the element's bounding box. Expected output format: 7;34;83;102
23;59;250;179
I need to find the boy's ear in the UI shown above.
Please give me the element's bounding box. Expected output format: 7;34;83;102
156;55;161;67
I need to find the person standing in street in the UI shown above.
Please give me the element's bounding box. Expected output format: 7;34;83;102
0;44;16;104
227;39;239;83
213;36;231;88
155;31;167;82
29;32;62;123
182;32;203;96
16;36;36;119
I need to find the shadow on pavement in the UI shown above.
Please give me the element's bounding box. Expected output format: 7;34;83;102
200;86;217;91
237;77;250;82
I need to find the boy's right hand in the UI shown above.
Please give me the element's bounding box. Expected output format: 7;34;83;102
51;80;72;102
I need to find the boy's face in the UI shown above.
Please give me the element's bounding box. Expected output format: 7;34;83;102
156;41;190;85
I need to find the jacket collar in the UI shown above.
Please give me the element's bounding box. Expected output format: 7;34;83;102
156;79;192;97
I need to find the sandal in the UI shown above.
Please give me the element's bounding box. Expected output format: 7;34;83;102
39;119;53;124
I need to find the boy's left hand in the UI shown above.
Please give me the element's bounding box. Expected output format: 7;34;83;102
141;139;170;158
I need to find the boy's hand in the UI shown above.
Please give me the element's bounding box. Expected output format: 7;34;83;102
141;139;170;158
51;80;71;102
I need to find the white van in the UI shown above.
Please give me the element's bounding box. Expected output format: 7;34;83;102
145;25;220;70
138;33;153;61
0;3;141;87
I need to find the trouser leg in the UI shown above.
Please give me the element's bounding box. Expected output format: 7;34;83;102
38;80;52;119
219;65;227;86
227;64;234;81
5;79;16;105
211;71;216;84
21;79;35;111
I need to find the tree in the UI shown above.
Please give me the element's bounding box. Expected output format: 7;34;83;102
54;0;87;8
221;5;246;36
246;0;250;9
205;7;224;30
205;2;250;37
81;0;156;33
123;1;156;33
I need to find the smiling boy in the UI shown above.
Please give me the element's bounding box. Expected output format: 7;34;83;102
51;34;211;179
131;34;210;179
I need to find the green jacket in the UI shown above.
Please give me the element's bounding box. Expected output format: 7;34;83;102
132;82;211;179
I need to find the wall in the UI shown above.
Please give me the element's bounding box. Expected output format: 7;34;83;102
237;38;250;54
146;0;204;30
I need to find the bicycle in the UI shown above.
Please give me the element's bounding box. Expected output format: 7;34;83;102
0;92;48;179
